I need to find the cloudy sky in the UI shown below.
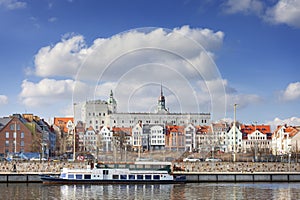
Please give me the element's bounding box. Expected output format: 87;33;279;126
0;0;299;128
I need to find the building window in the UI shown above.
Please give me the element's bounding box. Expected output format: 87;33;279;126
6;132;9;138
5;141;9;147
21;132;24;138
21;141;24;147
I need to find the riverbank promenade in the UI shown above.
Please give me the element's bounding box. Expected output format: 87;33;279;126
0;160;299;174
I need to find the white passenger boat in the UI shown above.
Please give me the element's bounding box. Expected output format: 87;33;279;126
40;162;186;184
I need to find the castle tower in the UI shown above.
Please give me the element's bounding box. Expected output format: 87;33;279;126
157;84;168;114
108;90;117;114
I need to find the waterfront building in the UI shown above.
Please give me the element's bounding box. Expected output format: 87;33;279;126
0;115;33;155
143;123;166;150
272;125;300;155
0;114;56;157
83;126;98;156
99;126;112;152
53;117;75;155
165;125;185;151
195;125;212;154
210;122;230;152
241;124;272;154
76;87;210;131
184;124;196;152
226;123;243;153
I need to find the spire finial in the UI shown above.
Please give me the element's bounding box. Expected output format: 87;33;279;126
160;82;163;96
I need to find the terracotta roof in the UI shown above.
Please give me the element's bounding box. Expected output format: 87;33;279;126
53;117;74;133
195;125;210;134
240;124;271;135
166;125;184;133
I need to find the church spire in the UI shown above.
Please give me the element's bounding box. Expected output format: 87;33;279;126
157;83;168;113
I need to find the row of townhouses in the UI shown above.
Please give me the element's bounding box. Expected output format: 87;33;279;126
0;113;299;159
0;88;299;160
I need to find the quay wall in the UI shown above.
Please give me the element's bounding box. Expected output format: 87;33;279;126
0;161;300;183
173;172;300;182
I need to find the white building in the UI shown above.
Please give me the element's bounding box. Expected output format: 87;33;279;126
272;125;300;155
226;124;243;153
84;126;98;156
77;87;210;131
241;124;272;154
99;126;112;152
184;124;196;152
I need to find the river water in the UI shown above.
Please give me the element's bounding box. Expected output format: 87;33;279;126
1;183;300;200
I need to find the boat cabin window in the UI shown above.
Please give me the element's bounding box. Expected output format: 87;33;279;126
60;173;66;178
153;175;160;180
129;175;135;180
84;174;91;179
145;175;151;180
137;175;143;180
76;174;83;179
68;174;74;179
120;175;127;180
103;170;109;175
113;175;119;179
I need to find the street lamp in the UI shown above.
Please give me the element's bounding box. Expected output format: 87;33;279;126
73;103;76;162
233;103;238;162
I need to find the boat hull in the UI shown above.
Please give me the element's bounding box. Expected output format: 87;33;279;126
40;175;186;184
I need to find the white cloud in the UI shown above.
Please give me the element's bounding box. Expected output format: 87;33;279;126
0;0;26;10
265;0;300;28
281;82;300;101
33;26;224;81
48;17;57;23
223;0;300;28
266;117;300;130
223;0;264;15
19;79;90;107
24;26;262;120
0;95;8;105
34;34;86;77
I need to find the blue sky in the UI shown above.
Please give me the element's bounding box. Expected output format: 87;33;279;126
0;0;299;128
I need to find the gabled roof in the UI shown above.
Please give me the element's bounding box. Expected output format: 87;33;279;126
240;124;271;135
166;125;184;133
0;117;12;131
53;117;74;132
195;125;210;134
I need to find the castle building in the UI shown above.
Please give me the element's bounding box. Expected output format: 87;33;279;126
77;87;210;131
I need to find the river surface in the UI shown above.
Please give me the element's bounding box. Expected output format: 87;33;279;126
1;183;300;200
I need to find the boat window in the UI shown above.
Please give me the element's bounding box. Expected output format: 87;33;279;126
103;170;109;175
153;175;160;180
129;175;135;180
145;175;151;180
84;174;91;179
76;174;83;179
68;174;74;179
113;175;119;179
137;175;143;180
120;175;127;180
60;173;66;178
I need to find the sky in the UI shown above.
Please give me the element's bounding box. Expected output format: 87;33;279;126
0;0;300;129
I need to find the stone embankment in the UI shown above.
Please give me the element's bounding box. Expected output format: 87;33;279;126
0;161;87;173
1;161;299;174
173;162;300;173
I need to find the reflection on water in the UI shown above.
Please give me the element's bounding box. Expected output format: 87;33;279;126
1;183;300;199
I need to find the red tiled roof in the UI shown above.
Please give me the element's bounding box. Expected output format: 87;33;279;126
240;124;271;135
53;117;74;133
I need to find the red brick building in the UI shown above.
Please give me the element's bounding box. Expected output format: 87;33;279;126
0;116;33;155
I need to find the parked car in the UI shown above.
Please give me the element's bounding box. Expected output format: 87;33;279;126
205;157;222;162
183;157;200;162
